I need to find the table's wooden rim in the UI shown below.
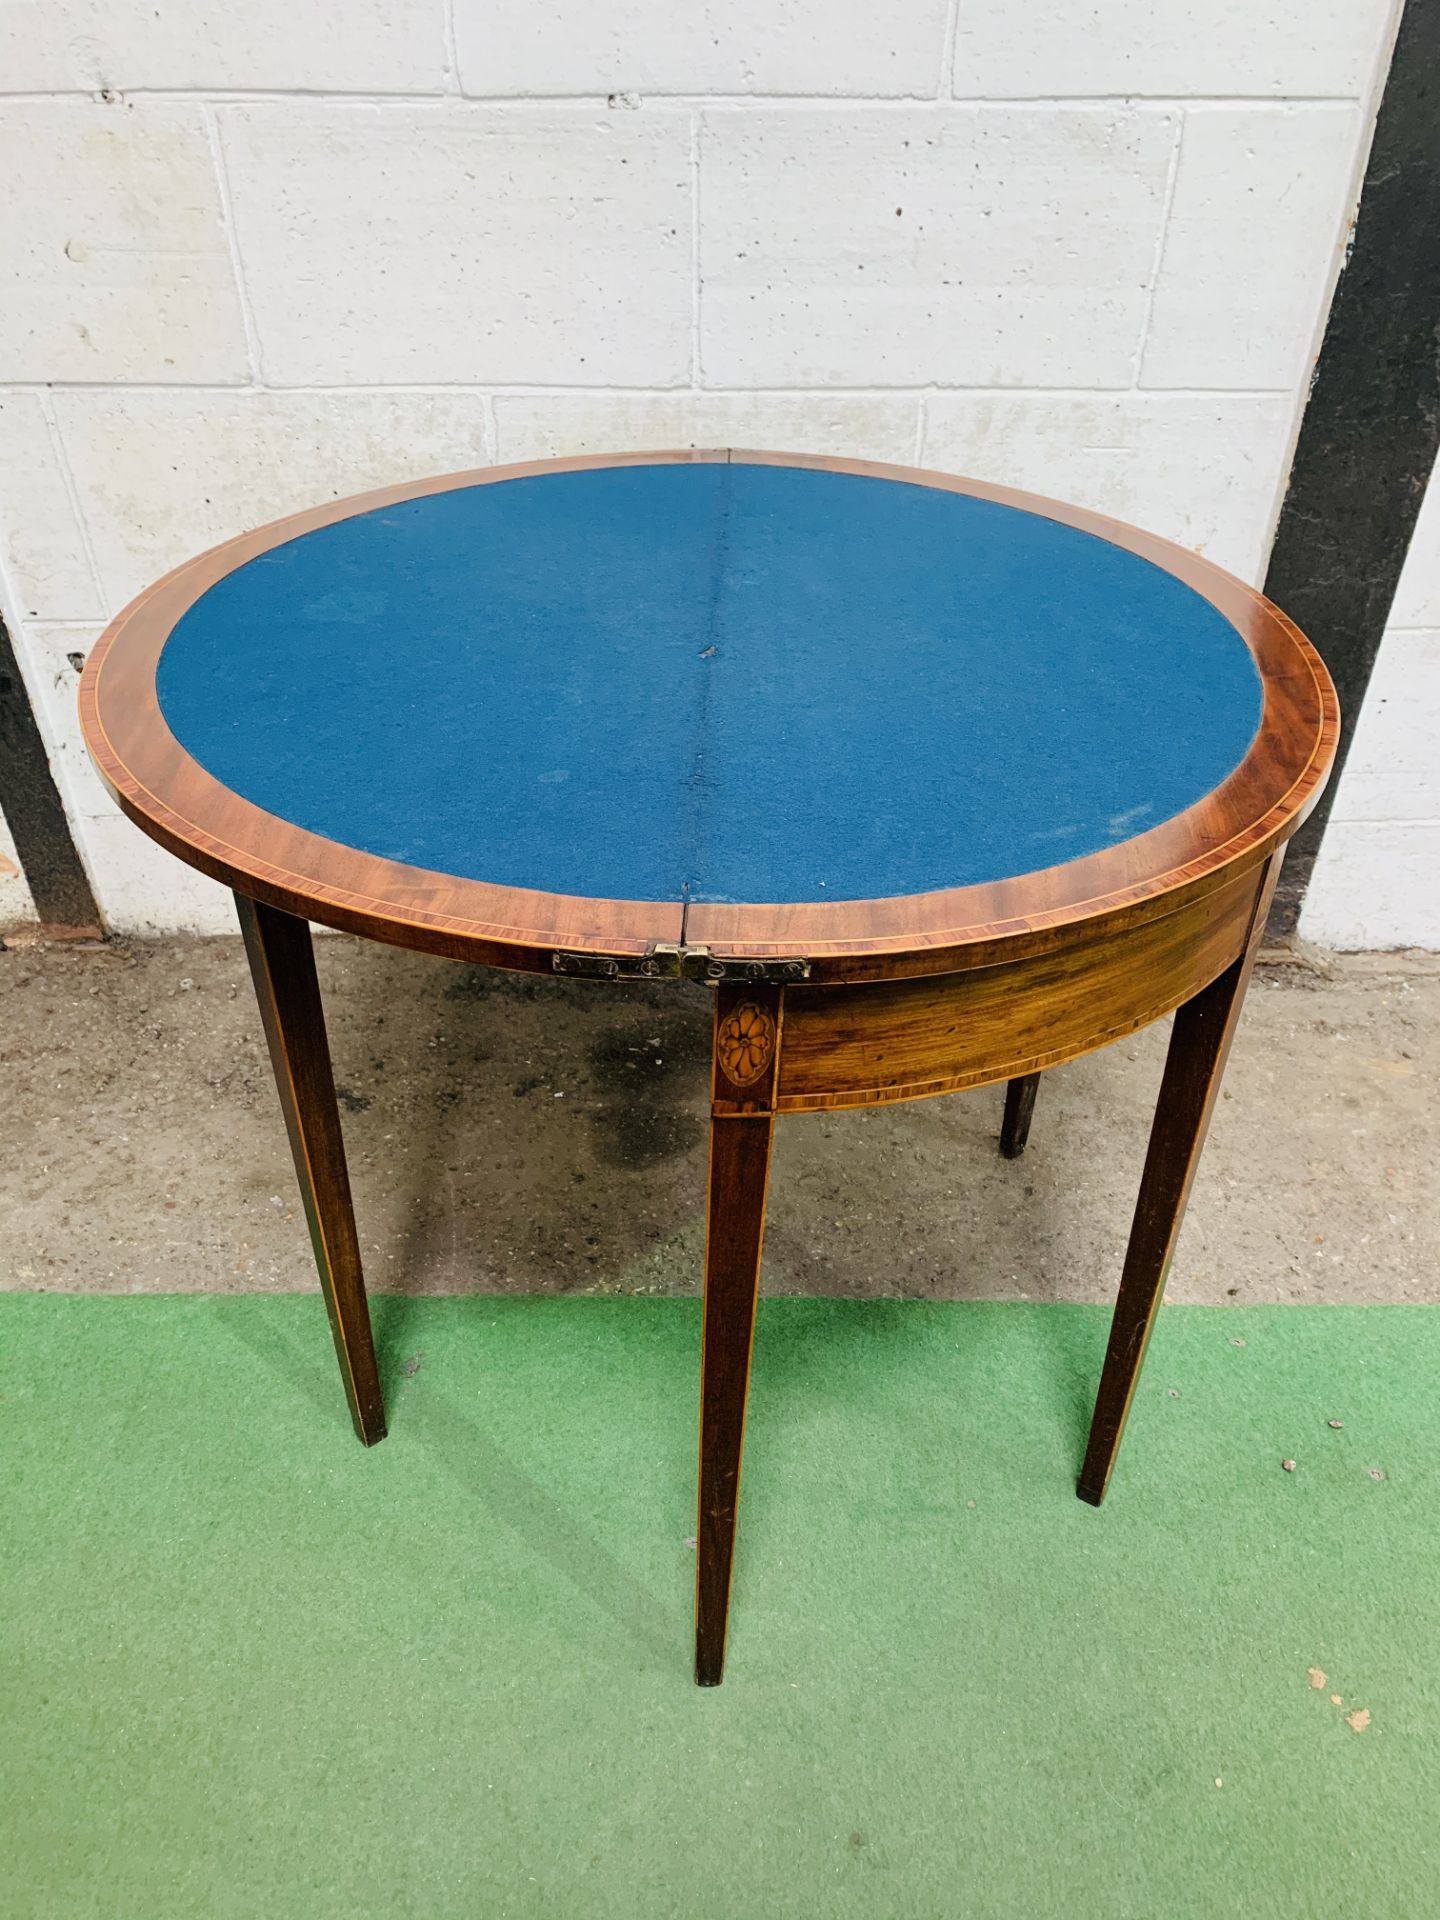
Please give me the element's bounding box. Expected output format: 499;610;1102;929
80;448;1338;983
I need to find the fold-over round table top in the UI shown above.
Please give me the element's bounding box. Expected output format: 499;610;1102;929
81;451;1337;978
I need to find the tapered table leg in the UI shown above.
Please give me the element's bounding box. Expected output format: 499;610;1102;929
696;983;782;1686
1078;857;1279;1504
236;893;386;1446
1000;1072;1040;1157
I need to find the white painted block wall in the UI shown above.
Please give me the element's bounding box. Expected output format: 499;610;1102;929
0;802;37;929
0;0;1414;940
1301;464;1440;949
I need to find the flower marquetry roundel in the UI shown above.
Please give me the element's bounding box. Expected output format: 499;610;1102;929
716;1001;776;1087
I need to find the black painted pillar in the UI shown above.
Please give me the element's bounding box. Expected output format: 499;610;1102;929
1264;0;1440;936
0;613;100;932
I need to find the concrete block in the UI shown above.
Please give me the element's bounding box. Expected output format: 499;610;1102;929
220;105;692;387
1390;469;1440;628
76;813;236;936
17;623;112;823
1141;106;1362;390
954;0;1393;100
493;391;919;464
1301;821;1440;950
1320;628;1440;824
700;107;1176;388
0;393;104;621
455;0;949;99
0;805;37;931
0;102;248;384
922;391;1294;581
0;0;444;94
53;388;492;608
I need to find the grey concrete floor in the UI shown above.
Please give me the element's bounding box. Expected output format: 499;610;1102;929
1;932;1434;1305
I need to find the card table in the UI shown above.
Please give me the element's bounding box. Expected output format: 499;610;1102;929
81;451;1338;1683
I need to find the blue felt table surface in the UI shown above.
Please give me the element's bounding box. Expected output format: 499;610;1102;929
155;462;1263;905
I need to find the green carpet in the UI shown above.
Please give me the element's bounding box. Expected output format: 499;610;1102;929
3;1295;1436;1919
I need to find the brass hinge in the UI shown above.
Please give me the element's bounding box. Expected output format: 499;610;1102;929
552;942;810;985
682;945;812;984
552;943;684;981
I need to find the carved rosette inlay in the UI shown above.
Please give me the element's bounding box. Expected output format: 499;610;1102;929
717;1001;775;1087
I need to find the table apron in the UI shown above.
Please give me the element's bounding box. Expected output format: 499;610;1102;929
774;859;1263;1113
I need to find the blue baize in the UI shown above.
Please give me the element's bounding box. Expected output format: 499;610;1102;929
156;461;1263;905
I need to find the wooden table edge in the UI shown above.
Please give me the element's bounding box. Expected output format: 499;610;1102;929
80;448;1340;982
